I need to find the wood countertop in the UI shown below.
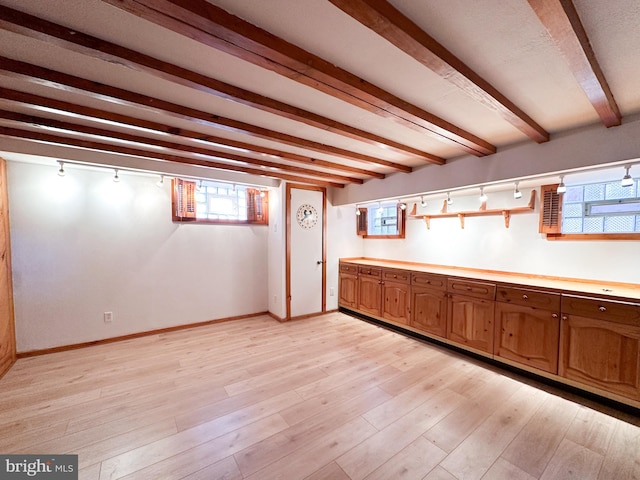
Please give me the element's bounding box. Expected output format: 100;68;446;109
339;257;640;303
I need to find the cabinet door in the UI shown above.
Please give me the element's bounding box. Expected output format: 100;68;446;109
448;294;495;353
494;303;560;373
382;281;410;325
338;273;358;309
559;314;640;401
411;286;447;337
358;276;382;317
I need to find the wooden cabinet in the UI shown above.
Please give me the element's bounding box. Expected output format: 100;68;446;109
357;266;382;317
0;159;15;379
338;263;358;309
381;269;411;325
411;273;447;337
494;286;561;374
559;295;640;401
337;259;640;407
447;278;496;353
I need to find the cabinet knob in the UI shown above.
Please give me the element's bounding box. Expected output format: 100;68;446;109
598;306;607;312
522;294;528;300
393;274;397;278
562;315;568;321
551;313;558;318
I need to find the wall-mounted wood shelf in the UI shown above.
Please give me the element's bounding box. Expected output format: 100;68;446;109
409;190;536;229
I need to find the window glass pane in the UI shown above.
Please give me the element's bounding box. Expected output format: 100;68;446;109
584;184;605;201
563;203;583;217
563;217;583;233
564;186;583;203
604;216;634;233
583;217;603;233
589;201;640;216
605;181;635;200
636;215;640;232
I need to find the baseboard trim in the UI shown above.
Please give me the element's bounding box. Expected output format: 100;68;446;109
16;311;270;358
268;311;286;322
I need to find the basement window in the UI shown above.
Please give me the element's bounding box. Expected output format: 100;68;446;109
357;203;406;238
172;178;268;224
540;179;640;239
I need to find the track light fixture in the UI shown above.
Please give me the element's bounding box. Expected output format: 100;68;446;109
513;182;522;199
113;169;120;183
57;161;65;177
399;200;407;210
479;186;488;202
156;175;164;187
446;192;453;206
355;205;361;216
420;196;427;208
557;175;566;194
621;165;634;187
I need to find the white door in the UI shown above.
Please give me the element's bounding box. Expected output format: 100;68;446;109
288;186;325;318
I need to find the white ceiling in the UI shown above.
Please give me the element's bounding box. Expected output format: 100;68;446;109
0;0;639;190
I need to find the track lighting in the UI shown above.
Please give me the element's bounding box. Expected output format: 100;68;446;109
57;161;65;177
399;201;407;210
260;190;266;197
621;165;634;187
446;192;453;206
156;175;164;187
513;182;522;199
557;175;566;194
420;196;427;208
197;179;204;191
355;206;361;216
113;169;120;182
376;202;384;215
479;187;488;203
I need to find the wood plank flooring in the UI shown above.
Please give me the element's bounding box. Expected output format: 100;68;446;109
1;312;638;479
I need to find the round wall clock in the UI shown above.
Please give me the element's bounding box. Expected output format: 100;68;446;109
296;204;318;229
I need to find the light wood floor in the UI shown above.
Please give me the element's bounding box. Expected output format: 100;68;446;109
1;313;639;480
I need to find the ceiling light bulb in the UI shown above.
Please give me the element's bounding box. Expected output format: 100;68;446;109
446;192;453;206
355;206;361;216
479;187;488;202
557;176;566;194
197;180;204;191
260;190;266;197
399;201;407;210
113;169;120;183
514;182;522;199
420;196;427;208
57;161;65;177
621;166;634;187
156;175;164;187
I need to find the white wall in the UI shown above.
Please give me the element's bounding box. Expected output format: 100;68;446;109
328;187;640;285
8;161;269;352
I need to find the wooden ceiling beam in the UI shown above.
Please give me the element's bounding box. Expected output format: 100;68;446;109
101;0;496;156
0;87;383;179
0;125;344;188
0;56;411;173
0;110;363;185
0;4;442;165
528;0;621;127
328;0;549;143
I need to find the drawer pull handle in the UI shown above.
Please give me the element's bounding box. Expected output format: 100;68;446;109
599;306;607;312
522;294;529;300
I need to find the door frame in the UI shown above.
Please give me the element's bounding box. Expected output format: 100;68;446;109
286;183;327;321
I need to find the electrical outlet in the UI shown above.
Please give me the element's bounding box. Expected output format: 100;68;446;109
104;311;113;323
329;287;335;296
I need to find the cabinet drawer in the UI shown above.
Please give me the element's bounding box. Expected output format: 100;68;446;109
412;272;446;290
358;266;381;278
562;295;640;325
382;269;410;284
447;278;496;300
496;286;560;311
339;263;358;275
